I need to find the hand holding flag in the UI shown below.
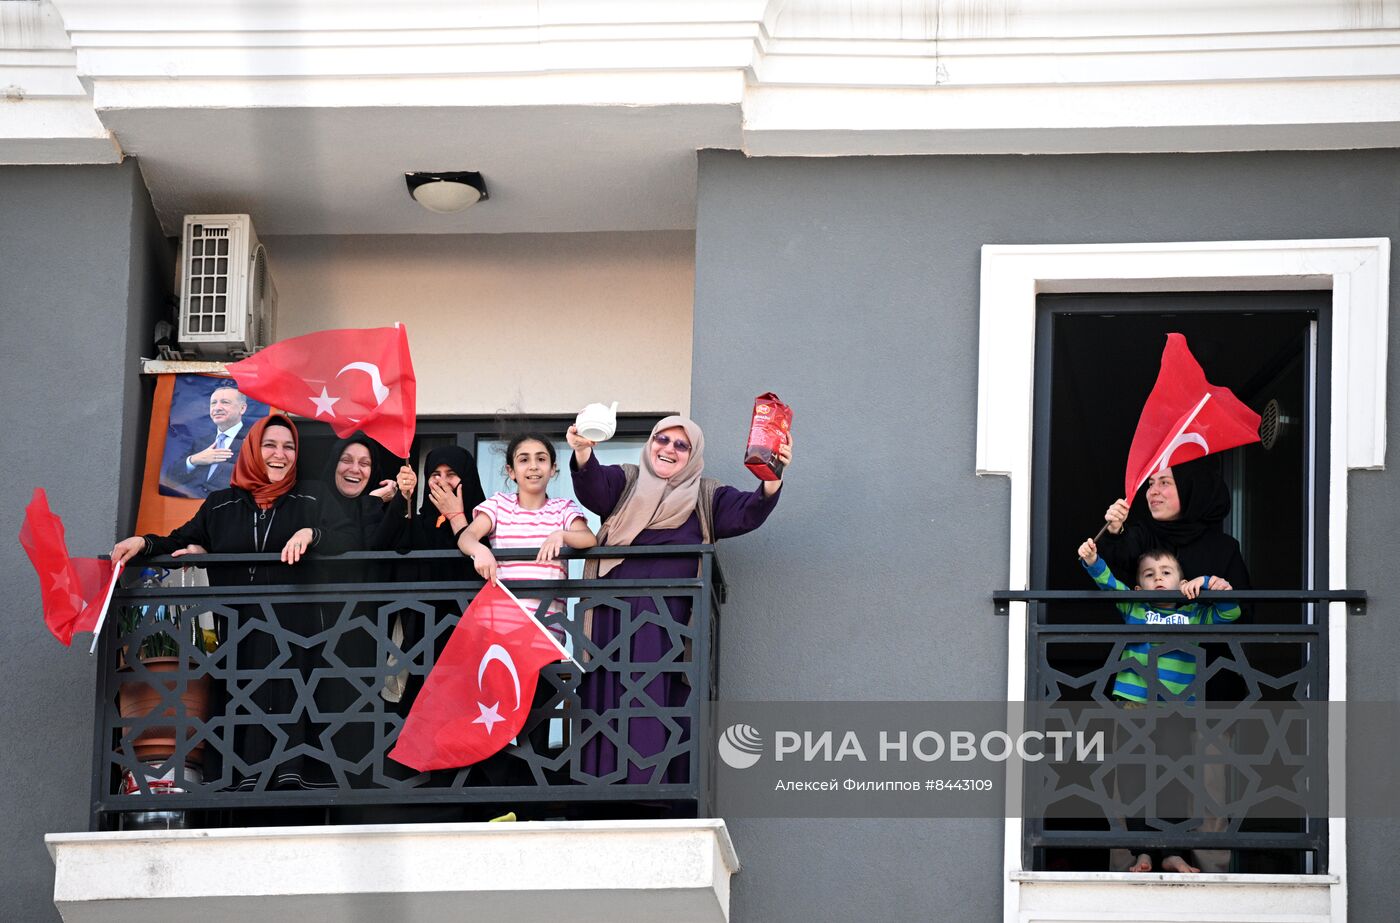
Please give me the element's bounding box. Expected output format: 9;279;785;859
226;324;417;457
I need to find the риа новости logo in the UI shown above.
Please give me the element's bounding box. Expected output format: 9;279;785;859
718;724;764;769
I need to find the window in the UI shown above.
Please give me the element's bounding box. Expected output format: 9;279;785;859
976;238;1386;917
1028;291;1326;873
297;413;667;517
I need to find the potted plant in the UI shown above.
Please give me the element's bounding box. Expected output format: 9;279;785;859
116;568;216;772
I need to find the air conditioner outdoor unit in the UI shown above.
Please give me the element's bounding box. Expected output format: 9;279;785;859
176;214;277;358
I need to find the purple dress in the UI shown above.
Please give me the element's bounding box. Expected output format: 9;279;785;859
571;454;781;784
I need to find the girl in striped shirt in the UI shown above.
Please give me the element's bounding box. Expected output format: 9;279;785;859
435;433;597;627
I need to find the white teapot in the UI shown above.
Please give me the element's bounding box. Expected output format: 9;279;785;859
575;401;618;442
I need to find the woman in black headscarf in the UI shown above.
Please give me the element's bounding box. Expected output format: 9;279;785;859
384;444;487;707
382;444;490;792
405;444;487;577
1096;455;1250;875
312;433;416;574
1097;457;1251;592
305;433;417;784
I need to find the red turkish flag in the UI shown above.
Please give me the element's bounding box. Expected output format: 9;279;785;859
19;488;116;646
226;324;417;457
1124;333;1262;500
389;581;569;772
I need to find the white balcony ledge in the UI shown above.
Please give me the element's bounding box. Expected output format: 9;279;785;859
1011;871;1341;923
47;818;738;923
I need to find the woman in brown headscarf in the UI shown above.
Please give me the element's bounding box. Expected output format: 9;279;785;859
568;415;791;784
112;414;352;790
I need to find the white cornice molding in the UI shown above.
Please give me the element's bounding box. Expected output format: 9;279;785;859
37;0;1400;158
10;1;1400;166
47;0;1400;39
769;0;1399;40
51;0;772;33
0;1;118;164
50;0;766;111
756;30;1400;87
743;16;1400;153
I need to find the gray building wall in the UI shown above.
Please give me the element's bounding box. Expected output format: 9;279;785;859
0;161;171;921
691;149;1400;922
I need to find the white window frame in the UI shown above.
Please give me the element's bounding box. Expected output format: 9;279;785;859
975;238;1389;923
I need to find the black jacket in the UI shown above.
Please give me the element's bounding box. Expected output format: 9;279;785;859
143;486;351;585
1099;524;1251;592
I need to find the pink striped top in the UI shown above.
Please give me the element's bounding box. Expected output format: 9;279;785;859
473;492;588;586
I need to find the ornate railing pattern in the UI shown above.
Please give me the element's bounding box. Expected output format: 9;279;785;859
995;588;1366;874
92;546;724;829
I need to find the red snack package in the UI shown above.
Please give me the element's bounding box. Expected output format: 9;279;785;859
744;392;792;481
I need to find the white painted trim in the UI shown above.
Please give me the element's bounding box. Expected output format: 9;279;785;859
977;237;1390;923
0;1;120;164
38;0;1400;162
49;819;739;921
1011;871;1338;923
1011;872;1341;885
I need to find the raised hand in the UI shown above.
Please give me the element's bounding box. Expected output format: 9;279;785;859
395;464;417;500
566;425;596;465
1104;498;1129;535
761;432;793;496
776;432;793;469
428;479;464;517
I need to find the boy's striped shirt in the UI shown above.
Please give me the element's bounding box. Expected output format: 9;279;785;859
1081;557;1241;702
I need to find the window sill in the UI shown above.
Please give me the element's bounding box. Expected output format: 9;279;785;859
1010;870;1340;923
1011;871;1340;886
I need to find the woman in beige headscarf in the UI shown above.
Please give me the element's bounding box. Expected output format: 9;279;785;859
567;415;791;784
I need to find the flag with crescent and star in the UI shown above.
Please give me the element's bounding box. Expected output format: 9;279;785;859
1123;333;1262;501
19;488;117;646
225;324;417;457
388;580;573;771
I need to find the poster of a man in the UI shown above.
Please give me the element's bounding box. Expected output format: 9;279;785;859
159;375;270;498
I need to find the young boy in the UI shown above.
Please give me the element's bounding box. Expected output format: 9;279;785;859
1077;537;1240;874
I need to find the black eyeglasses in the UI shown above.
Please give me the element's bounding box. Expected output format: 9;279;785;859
652;433;692;453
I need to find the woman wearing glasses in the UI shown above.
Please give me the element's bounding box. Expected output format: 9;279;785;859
567;415;791;784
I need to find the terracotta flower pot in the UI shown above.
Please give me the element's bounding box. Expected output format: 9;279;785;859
117;656;211;767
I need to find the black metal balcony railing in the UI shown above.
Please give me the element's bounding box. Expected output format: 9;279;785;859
92;546;724;830
993;588;1366;874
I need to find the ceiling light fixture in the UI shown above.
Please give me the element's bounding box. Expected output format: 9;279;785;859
405;171;489;213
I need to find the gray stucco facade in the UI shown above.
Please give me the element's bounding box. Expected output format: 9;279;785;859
690;149;1400;921
0;160;171;923
2;148;1398;920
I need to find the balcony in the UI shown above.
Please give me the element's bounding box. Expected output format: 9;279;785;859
995;587;1365;877
49;546;738;921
